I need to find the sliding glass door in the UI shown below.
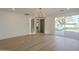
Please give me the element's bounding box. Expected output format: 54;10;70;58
55;17;65;36
55;15;79;39
65;15;79;32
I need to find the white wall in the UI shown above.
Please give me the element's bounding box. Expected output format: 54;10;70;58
45;16;55;34
0;10;55;40
29;17;55;35
0;11;30;40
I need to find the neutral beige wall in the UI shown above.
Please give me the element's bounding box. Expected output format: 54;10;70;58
0;10;55;40
29;17;55;34
0;11;30;40
45;16;55;34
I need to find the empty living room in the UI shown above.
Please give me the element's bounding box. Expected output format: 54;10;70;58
0;8;79;51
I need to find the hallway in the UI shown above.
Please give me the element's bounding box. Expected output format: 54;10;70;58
0;34;79;51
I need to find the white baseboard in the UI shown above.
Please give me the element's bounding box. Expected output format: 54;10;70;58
0;33;29;40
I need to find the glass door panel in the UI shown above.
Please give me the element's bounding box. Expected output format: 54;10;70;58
55;15;79;39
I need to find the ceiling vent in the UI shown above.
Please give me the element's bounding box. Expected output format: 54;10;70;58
24;13;30;15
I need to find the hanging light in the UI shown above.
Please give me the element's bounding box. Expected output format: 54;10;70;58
35;8;47;19
37;8;44;18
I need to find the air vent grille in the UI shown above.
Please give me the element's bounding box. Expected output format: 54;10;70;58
24;13;30;15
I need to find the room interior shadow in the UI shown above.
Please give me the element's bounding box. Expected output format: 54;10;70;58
40;19;45;33
31;19;34;33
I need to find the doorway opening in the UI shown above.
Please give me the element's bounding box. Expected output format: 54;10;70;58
40;19;45;33
36;19;45;33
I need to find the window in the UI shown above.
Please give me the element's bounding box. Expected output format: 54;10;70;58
55;15;79;32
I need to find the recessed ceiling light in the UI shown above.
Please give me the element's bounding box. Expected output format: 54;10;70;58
55;17;57;19
63;17;64;18
24;13;30;15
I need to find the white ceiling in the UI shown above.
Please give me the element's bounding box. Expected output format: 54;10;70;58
0;8;79;17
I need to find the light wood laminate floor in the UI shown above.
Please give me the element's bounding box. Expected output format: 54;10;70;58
0;34;79;51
